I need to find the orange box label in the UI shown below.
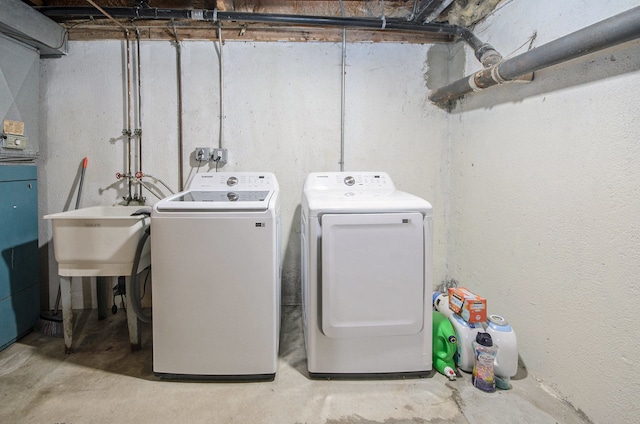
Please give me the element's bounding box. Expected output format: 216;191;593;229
448;287;487;323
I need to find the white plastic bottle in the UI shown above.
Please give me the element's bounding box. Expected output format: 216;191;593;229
433;292;455;318
433;292;483;372
485;314;518;389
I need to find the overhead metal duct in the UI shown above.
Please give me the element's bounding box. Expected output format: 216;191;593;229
0;0;67;57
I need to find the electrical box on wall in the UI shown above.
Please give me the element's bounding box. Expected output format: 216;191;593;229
195;147;211;161
4;134;27;150
1;119;37;160
193;147;228;166
213;148;228;164
1;133;36;159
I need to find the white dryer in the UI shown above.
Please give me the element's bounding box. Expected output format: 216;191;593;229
301;172;432;377
151;172;280;380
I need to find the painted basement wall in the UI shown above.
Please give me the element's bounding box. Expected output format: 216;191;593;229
448;0;640;423
39;40;449;309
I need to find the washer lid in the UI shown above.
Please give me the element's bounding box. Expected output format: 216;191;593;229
155;172;278;212
176;190;271;202
155;190;274;211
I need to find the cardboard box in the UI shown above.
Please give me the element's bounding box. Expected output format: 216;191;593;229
448;287;487;323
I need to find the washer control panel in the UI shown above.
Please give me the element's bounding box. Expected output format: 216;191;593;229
189;172;278;191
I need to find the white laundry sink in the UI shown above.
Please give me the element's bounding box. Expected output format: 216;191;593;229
45;206;150;276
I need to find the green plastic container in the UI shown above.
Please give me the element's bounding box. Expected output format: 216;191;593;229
432;311;457;380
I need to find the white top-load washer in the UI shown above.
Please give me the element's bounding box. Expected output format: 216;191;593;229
301;172;433;377
151;172;280;380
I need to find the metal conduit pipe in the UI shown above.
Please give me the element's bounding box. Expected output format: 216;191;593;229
429;5;640;107
425;0;455;25
135;28;143;200
171;22;185;191
84;1;141;202
339;0;346;172
340;27;346;172
407;0;420;22
217;24;224;150
38;7;500;63
125;32;134;202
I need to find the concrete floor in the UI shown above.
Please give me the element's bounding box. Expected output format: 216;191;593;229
0;306;590;424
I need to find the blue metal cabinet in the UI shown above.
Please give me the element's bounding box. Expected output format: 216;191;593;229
0;165;39;351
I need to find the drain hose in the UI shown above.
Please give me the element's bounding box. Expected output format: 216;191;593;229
130;225;152;323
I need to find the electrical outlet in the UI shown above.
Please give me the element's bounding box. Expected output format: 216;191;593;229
213;148;228;164
195;147;211;161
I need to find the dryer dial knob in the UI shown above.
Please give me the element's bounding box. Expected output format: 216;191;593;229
344;176;355;186
227;176;238;186
227;192;239;201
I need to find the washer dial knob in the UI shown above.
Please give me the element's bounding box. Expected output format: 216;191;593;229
344;176;355;186
227;192;239;201
227;176;238;186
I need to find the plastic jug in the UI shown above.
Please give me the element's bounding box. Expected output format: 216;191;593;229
472;332;497;392
485;314;518;389
432;311;457;380
433;292;455;318
433;292;482;372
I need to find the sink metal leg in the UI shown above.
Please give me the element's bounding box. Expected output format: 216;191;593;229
124;275;141;352
59;276;73;354
96;276;110;320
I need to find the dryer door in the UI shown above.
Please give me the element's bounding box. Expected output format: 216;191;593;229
321;212;424;338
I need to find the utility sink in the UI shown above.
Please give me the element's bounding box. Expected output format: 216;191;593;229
45;206;150;277
45;206;151;354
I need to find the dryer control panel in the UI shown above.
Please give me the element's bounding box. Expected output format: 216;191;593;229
304;172;395;190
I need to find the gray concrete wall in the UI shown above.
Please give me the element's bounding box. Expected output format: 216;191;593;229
37;2;640;420
448;1;640;422
38;40;450;308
